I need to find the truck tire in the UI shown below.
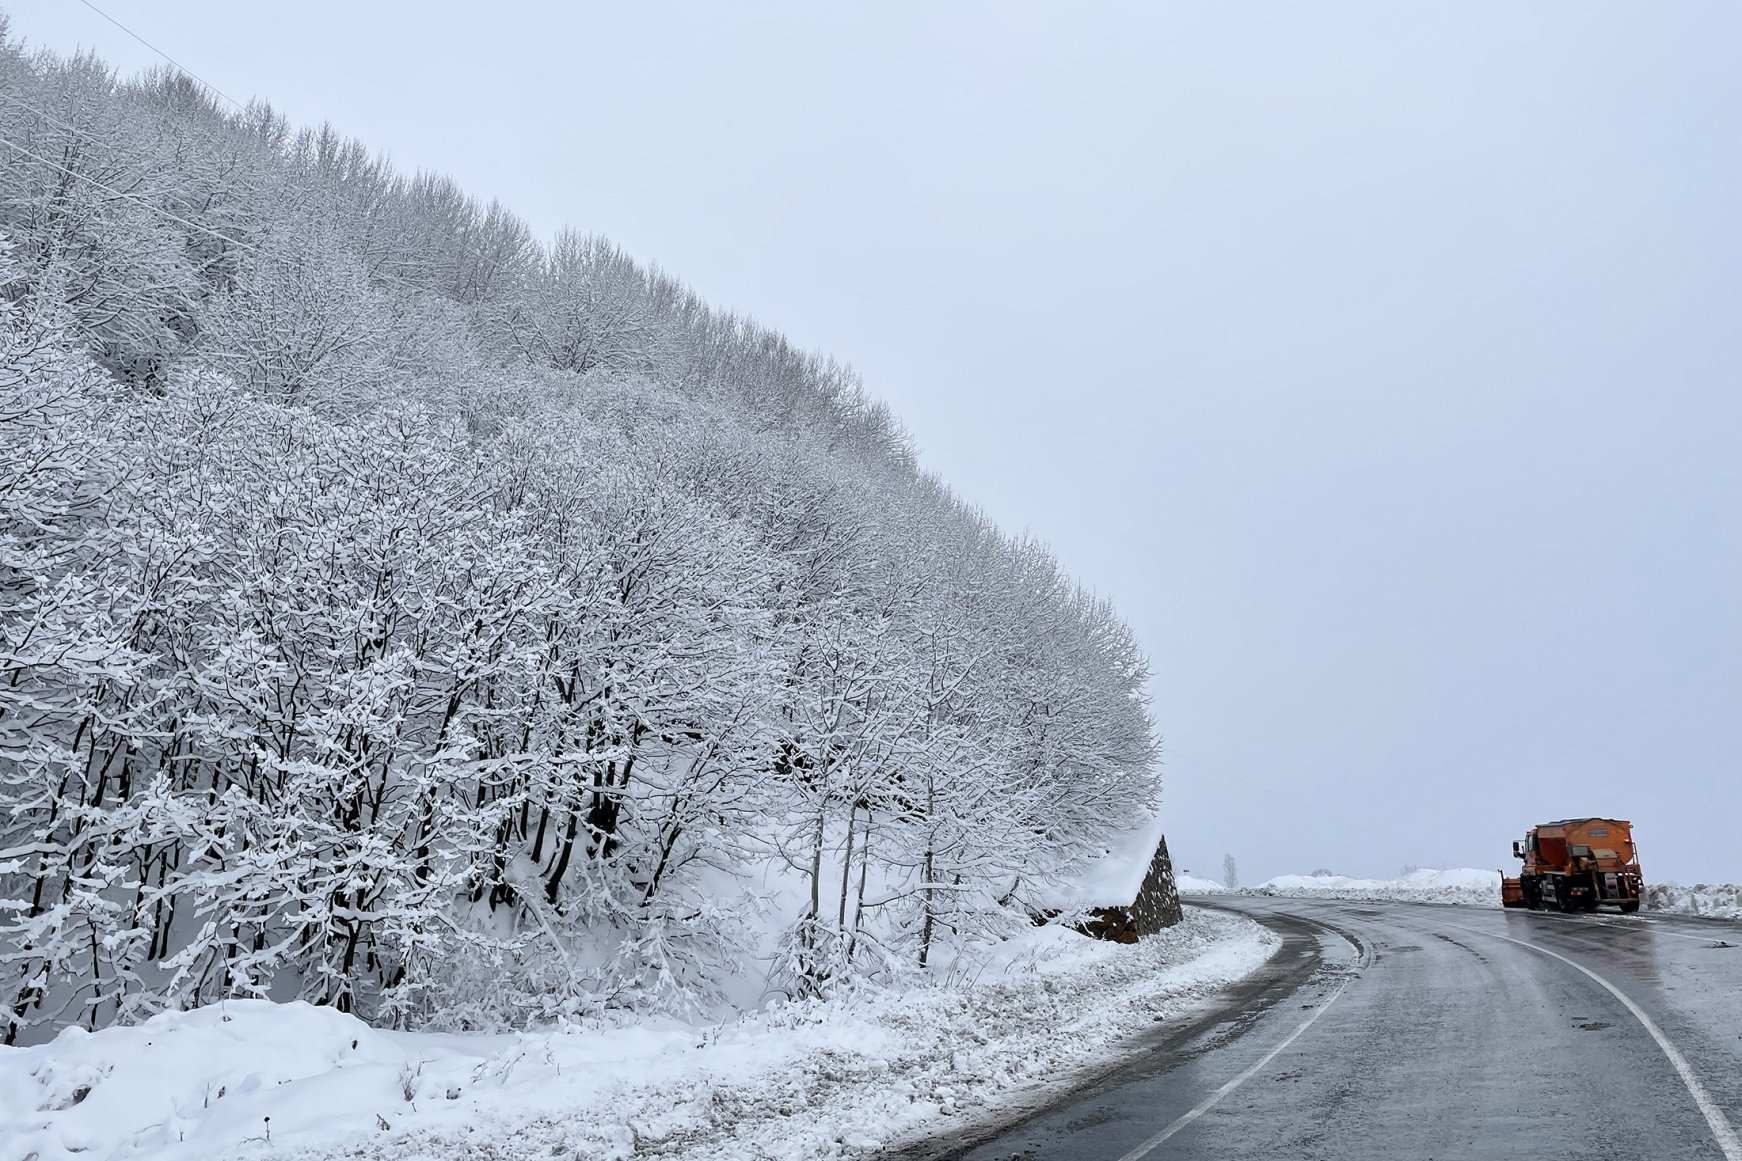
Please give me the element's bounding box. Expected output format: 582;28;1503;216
1522;877;1541;911
1620;901;1639;913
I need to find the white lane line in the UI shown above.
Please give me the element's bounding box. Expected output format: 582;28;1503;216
1440;920;1742;1161
1113;973;1354;1161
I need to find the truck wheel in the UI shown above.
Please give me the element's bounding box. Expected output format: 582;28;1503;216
1522;878;1541;910
1620;901;1639;913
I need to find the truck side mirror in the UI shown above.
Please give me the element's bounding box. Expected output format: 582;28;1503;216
1512;841;1524;859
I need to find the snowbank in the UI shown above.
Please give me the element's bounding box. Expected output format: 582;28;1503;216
1235;869;1742;920
0;909;1276;1161
1175;873;1229;894
1247;868;1502;908
1646;883;1742;921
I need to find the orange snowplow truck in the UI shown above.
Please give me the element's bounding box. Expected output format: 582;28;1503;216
1501;818;1643;912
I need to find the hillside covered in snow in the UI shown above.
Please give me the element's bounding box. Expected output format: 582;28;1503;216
0;25;1163;1047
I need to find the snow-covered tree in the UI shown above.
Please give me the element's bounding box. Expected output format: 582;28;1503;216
0;27;1165;1041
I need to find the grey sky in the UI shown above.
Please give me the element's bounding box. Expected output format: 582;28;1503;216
8;2;1737;884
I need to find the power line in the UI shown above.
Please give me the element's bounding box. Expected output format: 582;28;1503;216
0;87;165;157
0;92;450;302
0;82;526;302
0;121;512;310
74;0;244;112
0;129;270;262
6;17;533;299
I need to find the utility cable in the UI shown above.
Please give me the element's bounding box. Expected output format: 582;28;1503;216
74;0;244;111
19;11;528;285
0;97;457;302
0;128;271;262
0;86;523;304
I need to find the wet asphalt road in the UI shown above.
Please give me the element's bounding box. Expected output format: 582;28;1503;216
904;896;1742;1161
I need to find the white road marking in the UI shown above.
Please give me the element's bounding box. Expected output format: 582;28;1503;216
1112;973;1354;1161
1441;920;1742;1161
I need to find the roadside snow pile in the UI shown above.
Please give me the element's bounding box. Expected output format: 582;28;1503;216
1647;883;1742;920
1175;872;1229;894
1245;871;1742;919
1248;868;1502;908
0;909;1275;1161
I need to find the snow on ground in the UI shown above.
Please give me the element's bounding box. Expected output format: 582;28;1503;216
0;908;1275;1161
1174;872;1228;894
1190;868;1742;921
1647;883;1742;920
1249;868;1503;908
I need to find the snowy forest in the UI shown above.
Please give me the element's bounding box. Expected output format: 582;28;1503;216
0;22;1159;1045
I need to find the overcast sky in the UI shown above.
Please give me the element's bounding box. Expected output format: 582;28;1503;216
8;2;1737;884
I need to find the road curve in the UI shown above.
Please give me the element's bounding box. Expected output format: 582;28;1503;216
902;896;1742;1161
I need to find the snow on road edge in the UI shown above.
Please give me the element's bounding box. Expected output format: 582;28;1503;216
1647;883;1742;921
1181;869;1742;922
1;908;1276;1161
1235;868;1503;909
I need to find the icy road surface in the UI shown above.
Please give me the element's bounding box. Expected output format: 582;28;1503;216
905;896;1742;1161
